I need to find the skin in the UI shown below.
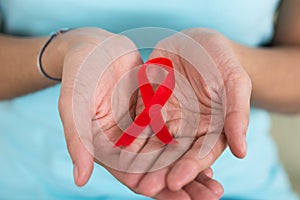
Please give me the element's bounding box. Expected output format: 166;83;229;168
232;0;300;113
0;0;300;199
1;28;225;199
129;29;250;195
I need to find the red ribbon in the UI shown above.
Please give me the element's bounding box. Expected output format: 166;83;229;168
115;57;176;147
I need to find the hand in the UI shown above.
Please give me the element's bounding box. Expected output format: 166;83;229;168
56;27;248;200
56;27;143;186
57;27;224;200
125;28;251;195
54;27;226;200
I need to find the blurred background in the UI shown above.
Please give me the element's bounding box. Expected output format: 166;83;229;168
270;114;300;195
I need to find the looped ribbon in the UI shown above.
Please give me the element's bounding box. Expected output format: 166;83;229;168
115;57;177;147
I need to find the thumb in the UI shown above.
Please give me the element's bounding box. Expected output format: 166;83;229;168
59;91;94;187
223;68;251;158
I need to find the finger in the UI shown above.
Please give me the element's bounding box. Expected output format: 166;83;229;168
202;168;213;178
223;69;251;158
183;180;220;200
167;134;226;191
155;188;191;200
59;90;94;187
154;171;223;200
137;167;169;197
196;172;224;197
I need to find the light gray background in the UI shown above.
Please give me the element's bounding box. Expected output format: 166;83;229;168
270;114;300;195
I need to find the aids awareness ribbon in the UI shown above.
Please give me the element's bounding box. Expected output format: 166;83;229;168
115;57;177;147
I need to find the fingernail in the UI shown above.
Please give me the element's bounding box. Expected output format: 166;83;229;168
73;164;79;185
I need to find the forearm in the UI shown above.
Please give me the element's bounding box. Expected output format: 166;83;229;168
0;34;63;100
232;42;300;113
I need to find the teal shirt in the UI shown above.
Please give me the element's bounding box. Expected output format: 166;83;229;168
0;0;298;199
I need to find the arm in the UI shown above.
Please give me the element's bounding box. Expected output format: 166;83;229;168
0;35;63;99
231;0;300;113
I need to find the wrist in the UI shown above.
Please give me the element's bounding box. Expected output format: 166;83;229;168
40;35;66;80
40;28;114;81
228;40;256;80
